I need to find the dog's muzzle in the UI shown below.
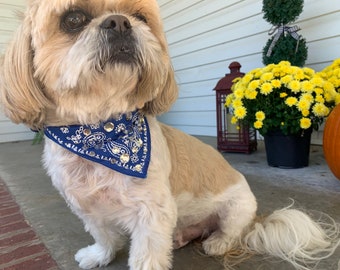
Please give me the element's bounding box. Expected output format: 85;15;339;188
100;15;137;65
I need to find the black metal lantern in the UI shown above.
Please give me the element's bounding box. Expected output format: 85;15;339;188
213;62;257;153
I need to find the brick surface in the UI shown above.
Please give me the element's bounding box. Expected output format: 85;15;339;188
3;253;59;270
0;242;46;264
0;213;24;227
0;229;38;247
0;197;15;207
0;205;21;217
0;179;59;270
0;220;31;235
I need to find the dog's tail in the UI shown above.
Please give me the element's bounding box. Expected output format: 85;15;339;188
239;203;340;269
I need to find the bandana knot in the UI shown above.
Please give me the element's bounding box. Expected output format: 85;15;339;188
44;110;151;178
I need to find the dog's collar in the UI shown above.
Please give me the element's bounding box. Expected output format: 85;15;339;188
44;110;151;179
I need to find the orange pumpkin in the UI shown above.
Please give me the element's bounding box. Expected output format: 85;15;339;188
323;104;340;180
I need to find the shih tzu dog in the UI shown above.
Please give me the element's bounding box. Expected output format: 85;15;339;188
1;0;339;269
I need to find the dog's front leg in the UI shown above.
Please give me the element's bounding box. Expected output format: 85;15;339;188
128;193;177;270
75;220;126;269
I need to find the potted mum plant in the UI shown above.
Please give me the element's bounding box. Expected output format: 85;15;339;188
225;61;338;168
318;59;340;179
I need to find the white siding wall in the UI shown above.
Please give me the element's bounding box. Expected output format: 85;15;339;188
157;0;340;144
0;0;33;143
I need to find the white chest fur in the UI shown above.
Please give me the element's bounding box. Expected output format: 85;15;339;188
42;116;176;230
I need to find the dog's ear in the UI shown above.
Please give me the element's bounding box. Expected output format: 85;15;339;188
142;60;178;115
0;20;51;130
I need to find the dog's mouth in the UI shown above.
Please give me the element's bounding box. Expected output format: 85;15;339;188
97;38;138;72
105;38;137;65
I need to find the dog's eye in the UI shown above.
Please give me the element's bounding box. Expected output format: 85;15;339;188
61;10;92;33
133;13;147;24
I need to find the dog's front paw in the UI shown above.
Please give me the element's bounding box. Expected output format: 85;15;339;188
75;243;114;269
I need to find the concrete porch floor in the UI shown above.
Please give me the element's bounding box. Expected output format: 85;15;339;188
0;137;340;270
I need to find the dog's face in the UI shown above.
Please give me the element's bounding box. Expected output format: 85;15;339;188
0;0;177;128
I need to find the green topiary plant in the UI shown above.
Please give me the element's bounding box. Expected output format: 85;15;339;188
262;0;303;25
263;34;308;67
262;0;308;67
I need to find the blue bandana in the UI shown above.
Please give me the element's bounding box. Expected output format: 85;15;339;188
44;111;151;178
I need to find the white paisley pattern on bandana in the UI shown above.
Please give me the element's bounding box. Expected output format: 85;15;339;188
44;110;151;178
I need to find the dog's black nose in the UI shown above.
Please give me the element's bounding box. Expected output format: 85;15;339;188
100;15;131;33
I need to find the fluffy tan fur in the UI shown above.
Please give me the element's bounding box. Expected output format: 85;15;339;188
161;124;240;196
0;1;339;270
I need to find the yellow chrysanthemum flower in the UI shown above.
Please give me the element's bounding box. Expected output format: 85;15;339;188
323;85;337;102
231;116;238;124
280;92;288;98
313;103;330;117
248;80;260;91
302;110;310;117
232;77;242;84
254;120;263;129
281;75;293;84
234;106;247;119
303;67;315;78
281;66;293;75
300;118;312;129
272;67;282;77
301;81;314;92
297;99;311;112
264;64;275;73
255;111;266;121
329;77;340;88
301;93;314;102
314;87;324;95
285;97;298;107
335;94;340;105
245;89;258;100
310;76;324;87
323;81;335;93
288;80;301;93
232;98;243;108
315;95;325;103
279;61;291;66
271;79;282;88
251;68;262;74
242;74;253;84
261;72;274;82
253;69;263;79
260;82;273;95
233;88;245;99
225;95;233;107
324;92;333;103
294;69;305;80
